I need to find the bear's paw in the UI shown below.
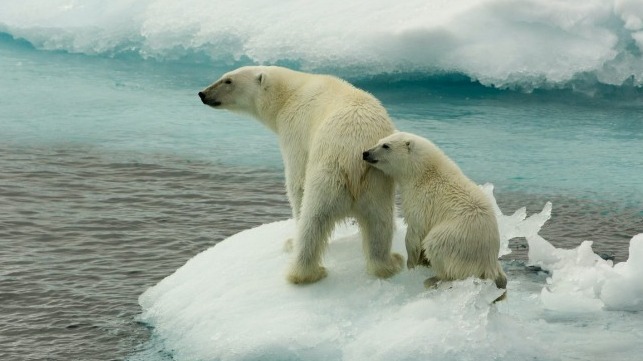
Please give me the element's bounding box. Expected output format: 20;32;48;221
286;265;328;285
368;253;404;278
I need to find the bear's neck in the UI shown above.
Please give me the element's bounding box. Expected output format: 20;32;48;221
254;75;310;133
399;156;464;190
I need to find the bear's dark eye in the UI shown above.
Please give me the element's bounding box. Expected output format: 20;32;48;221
224;79;232;84
382;144;390;149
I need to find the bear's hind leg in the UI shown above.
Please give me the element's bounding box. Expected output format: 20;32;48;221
354;174;403;278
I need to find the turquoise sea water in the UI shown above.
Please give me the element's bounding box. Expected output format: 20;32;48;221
1;1;642;359
3;33;641;204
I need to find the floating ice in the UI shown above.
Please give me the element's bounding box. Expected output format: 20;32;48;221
535;233;643;312
138;184;643;361
1;0;642;88
480;183;552;257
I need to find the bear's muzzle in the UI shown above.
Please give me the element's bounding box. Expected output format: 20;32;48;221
198;92;221;107
363;151;378;164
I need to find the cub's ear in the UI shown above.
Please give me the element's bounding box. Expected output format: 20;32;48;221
405;140;412;153
257;72;266;86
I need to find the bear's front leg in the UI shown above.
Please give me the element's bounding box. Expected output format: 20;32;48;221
281;164;306;252
286;263;327;284
282;151;306;220
286;231;329;284
404;228;424;269
285;174;346;284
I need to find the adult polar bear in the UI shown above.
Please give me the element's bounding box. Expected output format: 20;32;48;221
363;132;507;295
198;66;404;284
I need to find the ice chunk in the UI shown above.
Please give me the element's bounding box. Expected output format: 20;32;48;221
484;184;643;313
138;184;643;361
138;219;515;361
528;231;643;312
481;183;552;257
601;234;643;311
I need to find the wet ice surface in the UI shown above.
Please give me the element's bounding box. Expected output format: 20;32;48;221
138;185;643;361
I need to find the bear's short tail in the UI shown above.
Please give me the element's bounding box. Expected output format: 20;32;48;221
493;262;508;303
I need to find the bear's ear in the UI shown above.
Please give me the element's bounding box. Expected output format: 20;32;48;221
257;72;266;86
405;140;412;153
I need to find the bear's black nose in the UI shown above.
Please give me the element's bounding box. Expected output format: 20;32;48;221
198;92;206;102
362;151;369;160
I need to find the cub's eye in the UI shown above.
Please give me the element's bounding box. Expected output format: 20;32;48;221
382;144;390;149
224;79;232;84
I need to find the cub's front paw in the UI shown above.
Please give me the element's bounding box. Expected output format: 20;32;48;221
424;276;441;288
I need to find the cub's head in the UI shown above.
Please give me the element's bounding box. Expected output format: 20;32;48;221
363;132;433;177
198;66;268;114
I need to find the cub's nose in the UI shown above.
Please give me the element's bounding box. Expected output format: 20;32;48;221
362;151;370;160
198;91;206;102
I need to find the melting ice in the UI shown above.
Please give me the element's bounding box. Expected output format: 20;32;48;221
138;184;643;361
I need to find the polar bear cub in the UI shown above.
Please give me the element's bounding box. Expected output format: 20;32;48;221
363;132;507;294
199;66;403;284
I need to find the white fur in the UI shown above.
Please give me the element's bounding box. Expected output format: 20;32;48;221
200;66;403;284
364;132;507;293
